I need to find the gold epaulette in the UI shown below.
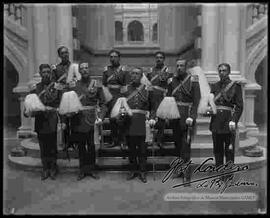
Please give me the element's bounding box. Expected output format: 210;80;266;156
167;77;173;84
191;74;199;82
51;64;57;70
30;83;37;91
121;65;126;71
164;66;169;72
103;66;108;72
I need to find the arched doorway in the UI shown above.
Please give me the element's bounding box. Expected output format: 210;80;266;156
4;56;21;134
254;56;267;131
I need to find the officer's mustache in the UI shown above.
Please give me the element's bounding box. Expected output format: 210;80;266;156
42;76;50;83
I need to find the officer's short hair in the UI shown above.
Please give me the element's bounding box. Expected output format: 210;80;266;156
176;58;188;67
79;62;89;68
155;51;165;58
108;49;121;57
218;63;231;73
131;67;143;75
57;46;68;56
39;64;51;72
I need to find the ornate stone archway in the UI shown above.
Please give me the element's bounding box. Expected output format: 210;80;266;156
244;36;267;136
246;36;267;83
4;35;27;81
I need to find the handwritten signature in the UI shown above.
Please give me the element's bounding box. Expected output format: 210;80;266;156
196;175;258;193
162;157;257;193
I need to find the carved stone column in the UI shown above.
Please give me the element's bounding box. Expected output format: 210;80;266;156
201;4;219;71
55;4;73;61
244;83;261;136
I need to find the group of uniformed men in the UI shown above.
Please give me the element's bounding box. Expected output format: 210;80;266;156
24;46;243;184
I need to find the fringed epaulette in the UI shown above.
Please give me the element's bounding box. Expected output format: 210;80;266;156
191;74;199;82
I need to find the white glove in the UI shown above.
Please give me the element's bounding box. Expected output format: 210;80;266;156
229;121;236;130
149;119;156;127
186;117;193;126
95;118;102;125
61;123;66;130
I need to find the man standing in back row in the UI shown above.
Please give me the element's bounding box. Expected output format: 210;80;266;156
147;51;173;151
102;49;129;148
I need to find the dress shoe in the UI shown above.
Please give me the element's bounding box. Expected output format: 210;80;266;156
126;172;137;181
139;173;147;183
41;170;50;181
77;172;86;181
157;143;165;156
172;172;184;179
183;176;191;187
50;168;57;180
106;141;118;148
89;172;100;180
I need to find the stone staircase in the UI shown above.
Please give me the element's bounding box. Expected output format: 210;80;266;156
6;3;267;173
8;116;266;172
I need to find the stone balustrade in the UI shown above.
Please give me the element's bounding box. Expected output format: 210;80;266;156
4;3;27;27
246;3;267;28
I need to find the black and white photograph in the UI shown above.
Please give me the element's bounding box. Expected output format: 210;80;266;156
3;2;267;214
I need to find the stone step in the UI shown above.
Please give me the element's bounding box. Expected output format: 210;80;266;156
20;137;258;159
100;129;247;143
8;147;266;172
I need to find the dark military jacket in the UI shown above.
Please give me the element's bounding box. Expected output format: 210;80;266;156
167;73;201;130
146;65;174;117
52;61;71;92
209;78;243;133
102;65;128;102
70;79;107;133
123;83;153;136
30;82;60;134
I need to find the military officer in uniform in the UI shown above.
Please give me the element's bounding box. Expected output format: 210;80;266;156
52;46;76;152
25;64;61;180
147;51;174;150
70;62;107;181
52;46;73;89
122;67;155;183
167;58;201;185
209;63;243;174
102;49;129;148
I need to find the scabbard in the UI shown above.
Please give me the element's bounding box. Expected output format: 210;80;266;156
186;126;192;146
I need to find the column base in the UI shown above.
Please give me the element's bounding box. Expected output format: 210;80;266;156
246;127;260;137
17;127;36;138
